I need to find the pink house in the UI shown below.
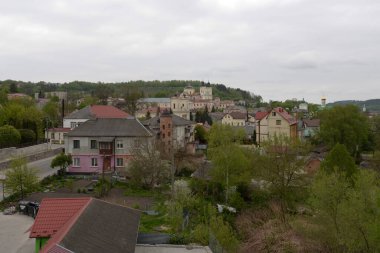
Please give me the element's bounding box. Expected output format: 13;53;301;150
65;118;152;174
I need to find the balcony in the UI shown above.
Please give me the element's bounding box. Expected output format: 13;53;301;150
99;142;113;155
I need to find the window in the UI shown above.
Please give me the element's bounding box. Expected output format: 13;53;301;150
73;158;80;167
272;112;276;116
70;122;77;129
116;158;124;167
173;103;176;109
51;133;55;139
276;120;281;125
162;124;165;130
168;131;171;137
91;158;98;167
90;140;97;149
162;133;165;138
73;140;80;149
116;140;123;149
168;123;171;128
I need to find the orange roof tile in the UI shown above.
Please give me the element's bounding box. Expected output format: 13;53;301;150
30;198;91;238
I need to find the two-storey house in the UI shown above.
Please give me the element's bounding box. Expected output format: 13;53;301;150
65;118;152;174
267;107;297;140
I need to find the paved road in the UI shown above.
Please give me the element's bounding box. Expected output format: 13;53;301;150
0;157;58;201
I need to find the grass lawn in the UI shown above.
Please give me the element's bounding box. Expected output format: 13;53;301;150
139;212;170;233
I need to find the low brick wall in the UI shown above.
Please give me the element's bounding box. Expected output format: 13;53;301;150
0;148;63;170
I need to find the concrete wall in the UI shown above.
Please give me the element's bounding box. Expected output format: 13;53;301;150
0;143;49;162
0;147;63;170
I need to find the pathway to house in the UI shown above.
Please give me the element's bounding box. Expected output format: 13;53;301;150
0;213;34;253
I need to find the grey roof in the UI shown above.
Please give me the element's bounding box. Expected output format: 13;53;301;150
209;112;225;122
65;105;94;119
138;98;171;103
303;119;320;128
60;199;140;253
142;114;195;127
67;118;152;137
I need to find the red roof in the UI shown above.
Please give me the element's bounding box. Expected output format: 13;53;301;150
30;198;91;238
273;107;296;125
90;105;129;118
255;111;269;121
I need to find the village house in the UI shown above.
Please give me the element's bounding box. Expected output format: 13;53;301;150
300;118;320;140
29;197;140;253
65;118;152;174
143;113;196;154
63;105;129;129
45;127;70;144
266;107;297;140
221;112;247;126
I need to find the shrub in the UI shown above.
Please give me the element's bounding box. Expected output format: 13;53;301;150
0;125;21;147
18;129;36;144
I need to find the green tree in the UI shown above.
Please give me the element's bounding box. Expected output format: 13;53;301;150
43;100;60;127
5;157;38;199
194;125;207;144
208;124;251;203
78;95;98;109
0;87;8;105
321;143;357;180
254;135;309;223
0;125;21;147
309;169;380;252
94;84;114;104
371;115;380;150
123;87;143;116
319;105;370;156
18;129;36;144
51;153;72;175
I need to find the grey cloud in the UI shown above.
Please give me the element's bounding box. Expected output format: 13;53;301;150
1;0;380;103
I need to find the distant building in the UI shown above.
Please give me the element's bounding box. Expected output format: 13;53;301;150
44;91;67;101
63;105;129;129
137;97;171;110
7;93;32;100
45;128;70;144
200;86;213;100
300;119;320;140
221;112;247;126
143;113;196;154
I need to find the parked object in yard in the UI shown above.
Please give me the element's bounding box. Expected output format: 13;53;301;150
18;201;40;218
3;206;16;215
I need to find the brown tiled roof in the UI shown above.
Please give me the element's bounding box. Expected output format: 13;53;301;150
229;111;247;120
303;119;320;127
255;111;269;120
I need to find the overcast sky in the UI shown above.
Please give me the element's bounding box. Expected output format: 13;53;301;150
1;0;380;103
